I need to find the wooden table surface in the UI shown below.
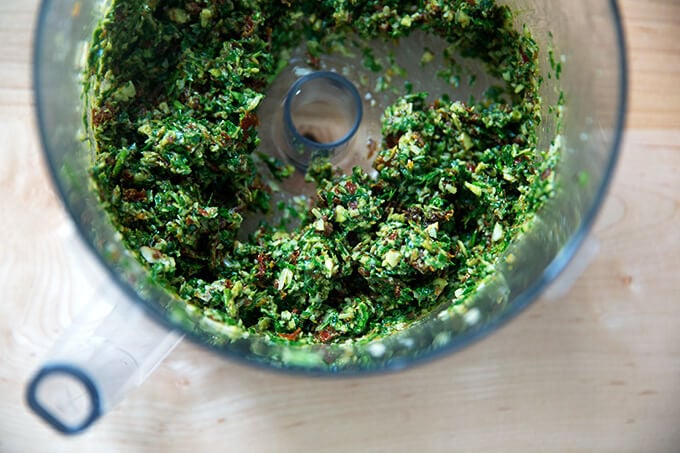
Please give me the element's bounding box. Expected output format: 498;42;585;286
1;1;679;452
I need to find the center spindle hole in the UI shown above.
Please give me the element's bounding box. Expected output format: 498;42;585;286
286;72;362;147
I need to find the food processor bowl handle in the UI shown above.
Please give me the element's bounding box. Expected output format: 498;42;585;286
26;286;183;434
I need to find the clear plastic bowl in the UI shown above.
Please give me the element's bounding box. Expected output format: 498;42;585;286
29;0;626;433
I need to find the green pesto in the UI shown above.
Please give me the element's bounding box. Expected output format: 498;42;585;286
85;0;559;345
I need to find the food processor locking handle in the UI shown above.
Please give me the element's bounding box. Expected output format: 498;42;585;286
26;284;183;434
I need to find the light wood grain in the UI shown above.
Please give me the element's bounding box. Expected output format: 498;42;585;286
620;1;680;129
1;1;679;452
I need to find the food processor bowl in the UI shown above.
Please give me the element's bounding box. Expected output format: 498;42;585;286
28;0;626;434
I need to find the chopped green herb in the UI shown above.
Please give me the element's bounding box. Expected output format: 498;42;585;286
85;0;561;345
